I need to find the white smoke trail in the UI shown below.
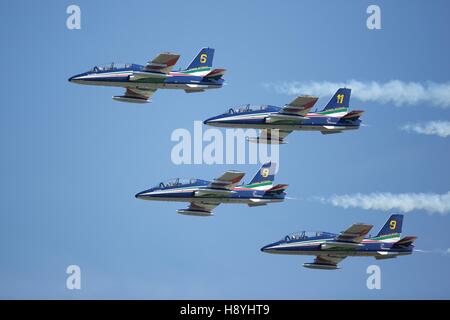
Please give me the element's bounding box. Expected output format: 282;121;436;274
319;191;450;215
401;121;450;138
263;80;450;108
414;248;450;256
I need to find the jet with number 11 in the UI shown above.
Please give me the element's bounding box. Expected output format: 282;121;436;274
204;88;364;143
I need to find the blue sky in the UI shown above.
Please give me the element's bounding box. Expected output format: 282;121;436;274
0;0;449;299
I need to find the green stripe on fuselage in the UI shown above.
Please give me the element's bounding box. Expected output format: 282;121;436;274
181;67;212;74
317;107;348;115
369;233;400;241
241;181;272;189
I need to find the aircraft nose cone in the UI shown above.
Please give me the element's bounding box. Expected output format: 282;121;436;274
68;75;81;83
68;74;83;83
260;244;270;252
135;191;144;199
203;116;220;126
203;116;215;125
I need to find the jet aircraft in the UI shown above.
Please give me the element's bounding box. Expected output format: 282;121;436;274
204;88;363;143
261;214;416;269
135;162;287;216
68;47;225;103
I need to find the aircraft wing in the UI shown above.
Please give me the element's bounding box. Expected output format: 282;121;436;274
144;52;180;74
112;88;157;103
208;171;245;190
336;223;373;243
248;129;292;144
281;95;318;116
177;201;220;216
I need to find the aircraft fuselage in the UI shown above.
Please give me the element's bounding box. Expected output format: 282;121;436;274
261;235;414;258
135;181;285;205
204;106;361;133
69;65;224;91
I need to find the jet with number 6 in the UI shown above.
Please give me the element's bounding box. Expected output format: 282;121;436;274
204;88;364;143
261;214;417;270
135;162;287;216
68;47;225;103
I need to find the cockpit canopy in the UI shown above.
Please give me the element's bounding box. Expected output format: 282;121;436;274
225;104;273;114
155;178;199;189
284;231;332;241
90;62;135;72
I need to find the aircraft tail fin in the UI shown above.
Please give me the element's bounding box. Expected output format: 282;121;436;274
186;47;214;70
376;214;403;237
248;162;277;187
322;88;351;112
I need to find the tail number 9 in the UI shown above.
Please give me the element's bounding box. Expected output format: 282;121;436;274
389;220;397;230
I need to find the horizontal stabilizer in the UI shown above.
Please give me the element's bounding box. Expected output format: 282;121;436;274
341;110;364;120
204;68;226;80
265;184;288;194
392;236;417;248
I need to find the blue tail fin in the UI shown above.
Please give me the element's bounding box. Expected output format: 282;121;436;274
322;88;351;111
249;162;277;185
186;47;214;70
376;214;403;237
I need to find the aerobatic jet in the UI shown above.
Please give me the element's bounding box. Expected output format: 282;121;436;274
68;47;225;103
135;162;287;216
204;88;363;143
261;214;416;270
